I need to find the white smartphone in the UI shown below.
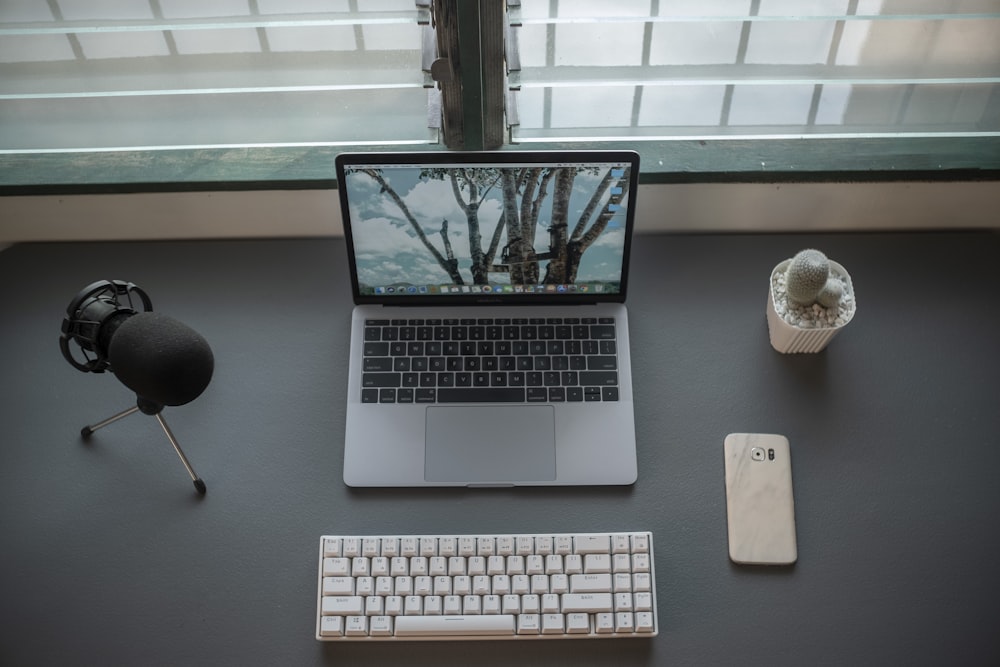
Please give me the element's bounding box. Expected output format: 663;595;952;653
724;433;798;565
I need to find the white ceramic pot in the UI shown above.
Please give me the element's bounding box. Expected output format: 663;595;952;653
766;258;856;353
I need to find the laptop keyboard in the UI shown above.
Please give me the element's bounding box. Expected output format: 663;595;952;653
360;317;620;404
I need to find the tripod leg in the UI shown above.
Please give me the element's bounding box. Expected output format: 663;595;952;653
81;405;141;438
154;413;207;495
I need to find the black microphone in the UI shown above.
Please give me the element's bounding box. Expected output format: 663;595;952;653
60;280;213;495
109;312;214;408
60;280;214;407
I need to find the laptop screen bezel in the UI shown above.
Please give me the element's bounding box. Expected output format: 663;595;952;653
336;150;639;306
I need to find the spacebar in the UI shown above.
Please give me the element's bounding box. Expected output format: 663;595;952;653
395;615;516;637
437;388;526;403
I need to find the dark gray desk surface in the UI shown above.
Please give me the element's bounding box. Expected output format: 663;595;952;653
2;232;999;666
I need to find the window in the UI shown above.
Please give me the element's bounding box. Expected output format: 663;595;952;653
507;0;1000;176
1;0;998;189
0;0;432;187
511;1;1000;142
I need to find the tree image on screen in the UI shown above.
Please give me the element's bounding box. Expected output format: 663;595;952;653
357;165;628;287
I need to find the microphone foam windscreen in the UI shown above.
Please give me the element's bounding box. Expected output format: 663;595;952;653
108;312;214;407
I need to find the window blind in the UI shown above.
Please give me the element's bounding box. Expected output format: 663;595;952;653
507;0;1000;144
0;0;433;153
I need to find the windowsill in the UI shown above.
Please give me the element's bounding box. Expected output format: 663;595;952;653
1;137;997;243
1;136;998;194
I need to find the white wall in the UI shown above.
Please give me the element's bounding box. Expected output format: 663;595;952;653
0;180;996;244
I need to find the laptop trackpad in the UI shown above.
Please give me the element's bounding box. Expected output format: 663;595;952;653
424;406;556;483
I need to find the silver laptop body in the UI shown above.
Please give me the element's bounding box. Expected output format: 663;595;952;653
337;150;639;487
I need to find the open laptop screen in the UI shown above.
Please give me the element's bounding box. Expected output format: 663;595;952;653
336;151;639;305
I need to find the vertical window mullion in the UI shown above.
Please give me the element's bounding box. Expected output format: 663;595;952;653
455;1;486;149
431;0;506;150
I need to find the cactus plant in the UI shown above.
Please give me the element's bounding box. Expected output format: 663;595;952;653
785;249;842;308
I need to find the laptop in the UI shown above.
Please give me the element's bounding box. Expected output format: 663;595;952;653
336;150;639;487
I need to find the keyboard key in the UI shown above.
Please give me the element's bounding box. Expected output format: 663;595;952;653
614;612;634;633
362;373;401;388
580;371;618;387
323;577;354;596
319;616;343;637
566;612;591;634
561;593;614;613
322;596;364;616
595;613;615;634
437;388;526;403
344;616;368;636
323;538;342;558
590;325;616;340
395;615;516;637
517;614;540;635
363;342;389;356
575;535;611;554
541;613;565;634
527;388;547;402
635;612;655;633
584;554;611;573
369;616;393;636
632;554;651;573
323;558;350;577
570;574;612;594
363;358;393;372
586;356;618;371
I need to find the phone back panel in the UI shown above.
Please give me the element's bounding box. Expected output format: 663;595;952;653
724;433;797;565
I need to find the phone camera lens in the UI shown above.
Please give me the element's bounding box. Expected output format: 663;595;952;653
750;447;765;461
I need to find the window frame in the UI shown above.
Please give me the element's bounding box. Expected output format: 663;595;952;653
1;1;999;195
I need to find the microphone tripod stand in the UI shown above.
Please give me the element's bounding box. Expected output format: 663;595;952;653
81;396;207;495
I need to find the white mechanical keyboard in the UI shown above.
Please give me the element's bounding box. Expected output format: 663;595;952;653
316;531;657;641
